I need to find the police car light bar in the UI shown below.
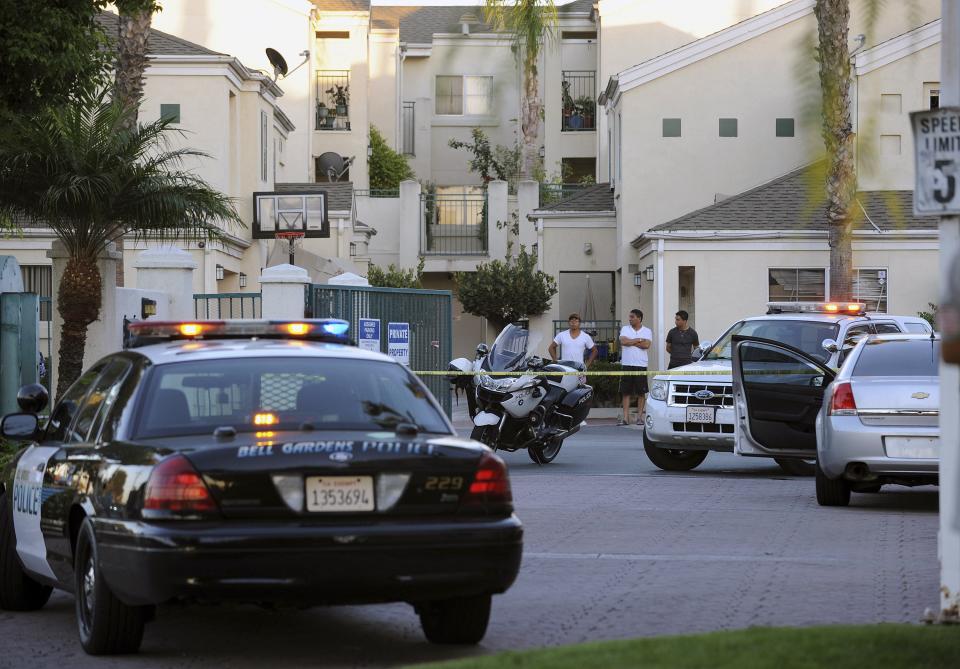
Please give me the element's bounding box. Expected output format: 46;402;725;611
125;319;352;348
766;302;866;316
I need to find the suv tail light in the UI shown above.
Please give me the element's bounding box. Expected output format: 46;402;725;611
829;381;857;416
143;454;219;518
463;452;512;505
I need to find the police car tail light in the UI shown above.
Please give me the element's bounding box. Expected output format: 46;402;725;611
464;453;512;504
829;381;858;416
144;455;218;517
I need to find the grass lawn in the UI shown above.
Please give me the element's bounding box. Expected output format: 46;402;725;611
410;624;959;669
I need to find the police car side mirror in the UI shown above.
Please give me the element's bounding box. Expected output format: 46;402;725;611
1;413;40;440
17;383;49;414
821;339;839;354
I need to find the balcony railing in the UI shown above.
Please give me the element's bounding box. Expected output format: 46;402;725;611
420;191;488;256
402;101;415;156
316;70;350;131
561;70;596;132
539;183;592;206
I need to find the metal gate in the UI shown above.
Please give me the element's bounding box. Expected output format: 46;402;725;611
307;284;453;416
0;292;40;415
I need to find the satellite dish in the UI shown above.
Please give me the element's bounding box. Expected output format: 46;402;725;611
265;48;288;81
316;152;354;182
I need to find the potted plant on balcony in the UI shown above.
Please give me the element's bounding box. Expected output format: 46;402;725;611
575;95;595;129
327;84;349;117
562;81;575;129
317;102;329;128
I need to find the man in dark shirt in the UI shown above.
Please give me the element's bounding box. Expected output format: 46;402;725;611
665;310;699;369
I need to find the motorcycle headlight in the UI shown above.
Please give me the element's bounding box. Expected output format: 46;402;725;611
650;380;668;401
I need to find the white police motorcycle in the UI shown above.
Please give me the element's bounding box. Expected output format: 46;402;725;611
450;324;593;464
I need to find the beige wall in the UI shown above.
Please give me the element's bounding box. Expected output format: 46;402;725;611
149;0;313;181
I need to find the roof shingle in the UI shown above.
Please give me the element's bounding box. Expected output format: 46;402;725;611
312;0;370;11
538;183;614;212
95;11;226;57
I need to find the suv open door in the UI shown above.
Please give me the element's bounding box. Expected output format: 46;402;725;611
731;335;836;460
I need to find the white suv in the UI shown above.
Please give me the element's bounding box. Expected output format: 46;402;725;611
642;303;932;474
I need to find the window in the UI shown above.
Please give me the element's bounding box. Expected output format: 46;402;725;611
67;359;132;444
260;111;268;182
616;112;622;187
402;101;415;155
719;118;738;137
45;363;107;442
776;118;795;137
561;71;596;131
854;268;888;312
768;268;826;302
662;118;681;137
926;82;940;109
21;265;52;321
562;157;595;182
316;70;350;130
707;320;839;364
853;339;940;377
435;75;493;116
160;103;180;124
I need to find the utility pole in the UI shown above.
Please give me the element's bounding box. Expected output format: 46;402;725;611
938;0;960;623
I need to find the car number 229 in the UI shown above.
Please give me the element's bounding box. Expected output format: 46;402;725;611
424;476;464;491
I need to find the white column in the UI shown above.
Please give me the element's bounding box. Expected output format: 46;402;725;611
398;179;421;268
47;241;122;372
487;180;510;260
517;180;540;251
132;246;198;320
258;264;309;320
940;0;960;623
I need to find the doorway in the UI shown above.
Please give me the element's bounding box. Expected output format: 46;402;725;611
679;266;695;325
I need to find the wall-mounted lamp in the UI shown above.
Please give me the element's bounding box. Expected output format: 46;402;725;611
583;242;592;255
349;242;357;257
645;265;655;281
215;264;225;281
633;272;643;287
538;146;545;158
239;272;247;288
366;144;373;158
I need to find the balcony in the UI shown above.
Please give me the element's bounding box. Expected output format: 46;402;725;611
420;190;488;256
561;71;596;132
316;70;350;131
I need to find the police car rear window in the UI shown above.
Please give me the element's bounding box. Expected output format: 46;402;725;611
852;339;940;377
133;357;450;439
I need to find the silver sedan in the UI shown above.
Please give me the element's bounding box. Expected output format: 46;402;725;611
815;334;940;506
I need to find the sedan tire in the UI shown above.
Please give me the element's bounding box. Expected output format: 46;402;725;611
0;493;53;611
417;594;491;644
643;430;708;471
815;462;851;507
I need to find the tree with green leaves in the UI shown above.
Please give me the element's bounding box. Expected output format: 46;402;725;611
367;258;425;289
0;0;110;117
456;246;557;332
369;126;414;191
483;0;559;178
814;0;856;301
449;128;522;191
113;0;161;131
0;94;241;397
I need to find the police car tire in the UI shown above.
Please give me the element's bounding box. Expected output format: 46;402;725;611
642;431;708;471
815;462;851;507
0;492;53;611
417;593;491;644
74;519;146;655
774;458;816;477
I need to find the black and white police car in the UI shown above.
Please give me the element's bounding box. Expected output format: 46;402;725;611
0;319;522;655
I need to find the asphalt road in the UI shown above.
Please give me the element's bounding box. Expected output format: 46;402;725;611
0;425;939;668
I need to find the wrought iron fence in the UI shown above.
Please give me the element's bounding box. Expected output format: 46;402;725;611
316;70;351;130
402;101;415;155
306;284;454;416
553;320;622;361
561;70;597;132
420;191;488;256
539;183;591;206
353;189;400;198
193;293;262;319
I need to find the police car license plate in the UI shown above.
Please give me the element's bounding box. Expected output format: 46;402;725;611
884;436;939;459
306;476;375;512
686;406;715;424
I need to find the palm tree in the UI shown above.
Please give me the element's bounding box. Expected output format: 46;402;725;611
113;0;159;131
0;94;241;398
814;0;856;302
484;0;559;179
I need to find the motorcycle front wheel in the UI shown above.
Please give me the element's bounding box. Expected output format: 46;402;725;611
528;438;563;464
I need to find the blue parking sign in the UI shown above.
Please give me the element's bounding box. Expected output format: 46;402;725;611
387;322;410;365
358;318;380;352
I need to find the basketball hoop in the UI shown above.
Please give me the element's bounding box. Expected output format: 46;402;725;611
275;230;305;265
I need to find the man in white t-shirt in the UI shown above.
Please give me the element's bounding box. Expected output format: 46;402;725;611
618;309;652;426
548;313;598;368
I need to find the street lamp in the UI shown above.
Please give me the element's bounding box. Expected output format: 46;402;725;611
645;265;655;281
239;272;247;288
215;264;224;281
633;272;643;287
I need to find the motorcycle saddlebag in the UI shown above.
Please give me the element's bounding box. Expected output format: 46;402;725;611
555;386;593;427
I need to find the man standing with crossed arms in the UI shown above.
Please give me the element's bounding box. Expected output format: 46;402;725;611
618;309;652;426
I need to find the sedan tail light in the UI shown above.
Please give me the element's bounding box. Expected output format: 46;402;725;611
143;454;219;518
829;381;858;416
463;452;512;505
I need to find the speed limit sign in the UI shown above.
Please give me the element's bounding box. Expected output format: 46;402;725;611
911;107;960;215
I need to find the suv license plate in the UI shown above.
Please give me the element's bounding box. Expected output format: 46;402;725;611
686;406;716;424
306;476;375;512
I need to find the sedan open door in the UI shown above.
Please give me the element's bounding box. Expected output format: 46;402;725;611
731;335;836;460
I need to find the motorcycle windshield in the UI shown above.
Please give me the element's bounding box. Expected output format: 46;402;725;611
484;324;542;372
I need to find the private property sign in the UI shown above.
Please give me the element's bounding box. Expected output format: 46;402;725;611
911;106;960;215
387;322;410;365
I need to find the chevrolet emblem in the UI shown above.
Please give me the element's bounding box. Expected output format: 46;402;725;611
911;392;930;399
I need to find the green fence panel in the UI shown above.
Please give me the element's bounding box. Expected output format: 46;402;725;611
0;293;39;415
307;284;454;417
